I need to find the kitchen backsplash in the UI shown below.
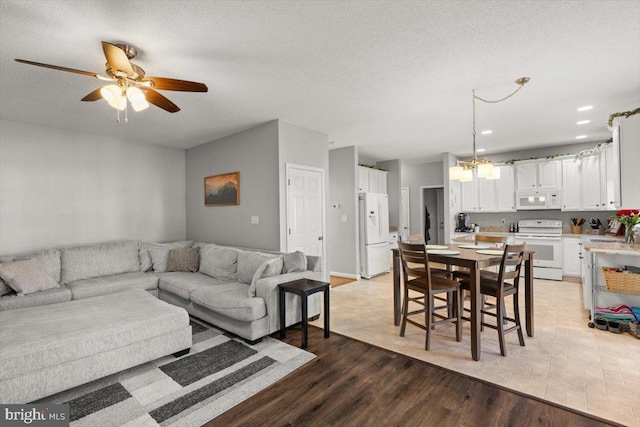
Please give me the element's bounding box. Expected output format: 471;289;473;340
469;211;614;234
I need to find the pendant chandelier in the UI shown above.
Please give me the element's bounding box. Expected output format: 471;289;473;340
450;77;531;182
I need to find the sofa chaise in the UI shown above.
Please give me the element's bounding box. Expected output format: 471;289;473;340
0;239;322;403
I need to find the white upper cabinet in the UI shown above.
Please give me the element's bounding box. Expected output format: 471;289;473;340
494;166;516;212
516;160;561;190
476;174;496;211
601;139;621;210
515;163;537;190
358;166;387;194
617;115;640;209
357;167;369;192
580;155;602;210
561;158;581;211
538;160;562;189
460;174;477;212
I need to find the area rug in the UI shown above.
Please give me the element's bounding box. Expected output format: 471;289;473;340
38;319;315;426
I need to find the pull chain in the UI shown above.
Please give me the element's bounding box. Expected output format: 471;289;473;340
116;108;120;123
125;101;128;123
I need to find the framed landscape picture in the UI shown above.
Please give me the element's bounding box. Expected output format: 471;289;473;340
204;172;240;206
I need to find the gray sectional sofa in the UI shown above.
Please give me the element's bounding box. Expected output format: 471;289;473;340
0;239;322;403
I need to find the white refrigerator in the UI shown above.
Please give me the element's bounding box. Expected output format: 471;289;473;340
359;193;391;278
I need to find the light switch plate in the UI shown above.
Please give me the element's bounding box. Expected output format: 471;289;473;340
251;216;259;224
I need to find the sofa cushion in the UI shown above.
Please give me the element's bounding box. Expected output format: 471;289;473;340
141;241;194;272
167;247;200;273
158;272;228;301
0;286;72;311
14;249;61;283
0;260;60;295
0;289;189;381
61;241;140;284
200;245;241;281
237;251;279;285
282;251;307;273
191;282;266;322
66;272;158;300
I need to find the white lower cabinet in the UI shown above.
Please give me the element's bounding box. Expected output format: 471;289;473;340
562;236;582;277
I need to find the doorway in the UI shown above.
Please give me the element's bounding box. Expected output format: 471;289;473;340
420;186;444;244
285;164;326;272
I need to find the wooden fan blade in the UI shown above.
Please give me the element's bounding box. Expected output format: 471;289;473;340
143;77;208;92
14;59;98;77
102;41;134;76
145;89;180;113
81;88;103;102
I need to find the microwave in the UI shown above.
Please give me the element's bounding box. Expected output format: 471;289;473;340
515;189;561;210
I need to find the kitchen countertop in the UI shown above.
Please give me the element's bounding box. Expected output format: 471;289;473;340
582;241;640;252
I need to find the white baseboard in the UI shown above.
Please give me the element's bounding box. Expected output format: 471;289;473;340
330;272;360;280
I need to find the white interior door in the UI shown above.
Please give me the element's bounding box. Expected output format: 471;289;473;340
286;165;324;257
400;187;410;237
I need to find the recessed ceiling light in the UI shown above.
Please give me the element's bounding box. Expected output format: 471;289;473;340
576;135;587;139
576;120;591;125
476;148;486;153
481;130;493;135
577;105;593;111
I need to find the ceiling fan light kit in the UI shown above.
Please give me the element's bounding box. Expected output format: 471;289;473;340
450;77;530;182
15;41;208;122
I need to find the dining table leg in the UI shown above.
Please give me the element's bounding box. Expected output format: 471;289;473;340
470;265;481;361
392;250;401;326
525;256;534;337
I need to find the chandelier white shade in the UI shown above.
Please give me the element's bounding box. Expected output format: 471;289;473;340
100;85;126;110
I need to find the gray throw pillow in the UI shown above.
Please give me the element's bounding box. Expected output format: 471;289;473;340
283;251;307;273
248;256;284;297
237;251;279;285
138;240;193;272
167;247;201;273
0;259;60;295
14;249;62;283
0;279;14;297
200;245;241;280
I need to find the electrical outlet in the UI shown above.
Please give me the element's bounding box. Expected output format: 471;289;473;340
341;215;348;222
251;216;259;225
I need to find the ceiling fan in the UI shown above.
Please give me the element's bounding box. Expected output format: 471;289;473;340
15;41;208;116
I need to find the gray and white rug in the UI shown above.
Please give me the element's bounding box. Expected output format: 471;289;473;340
38;319;315;426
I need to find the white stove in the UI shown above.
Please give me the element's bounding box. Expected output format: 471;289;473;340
515;219;563;280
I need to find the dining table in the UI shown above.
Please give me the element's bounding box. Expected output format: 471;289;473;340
391;242;535;361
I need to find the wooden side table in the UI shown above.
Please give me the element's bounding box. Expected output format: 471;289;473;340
278;278;330;349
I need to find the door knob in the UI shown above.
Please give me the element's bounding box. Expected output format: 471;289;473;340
318;236;324;241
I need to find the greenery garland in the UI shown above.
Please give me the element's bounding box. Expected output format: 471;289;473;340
607;107;640;130
503;140;611;165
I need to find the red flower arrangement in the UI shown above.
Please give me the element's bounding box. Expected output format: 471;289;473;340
610;209;639;243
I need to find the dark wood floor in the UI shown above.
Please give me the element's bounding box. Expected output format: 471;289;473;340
205;327;618;427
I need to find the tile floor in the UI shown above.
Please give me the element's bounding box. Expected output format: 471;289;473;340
311;273;640;426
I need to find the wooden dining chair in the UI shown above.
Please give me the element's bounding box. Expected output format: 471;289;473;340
453;234;508;280
456;243;527;356
397;241;462;350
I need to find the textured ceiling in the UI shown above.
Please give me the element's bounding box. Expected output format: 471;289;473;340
1;1;639;162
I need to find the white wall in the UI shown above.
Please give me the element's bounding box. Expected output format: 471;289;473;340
185;121;280;250
401;161;444;235
0;120;186;255
328;146;359;277
277;120;329;253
